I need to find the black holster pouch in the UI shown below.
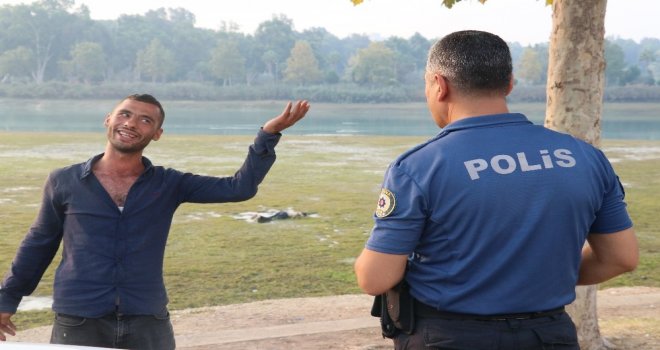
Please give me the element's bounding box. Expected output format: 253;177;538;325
370;280;415;338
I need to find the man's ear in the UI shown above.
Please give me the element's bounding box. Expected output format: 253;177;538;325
435;74;449;102
103;113;111;127
152;128;163;141
505;74;514;96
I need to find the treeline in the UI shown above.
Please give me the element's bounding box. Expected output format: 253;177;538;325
2;81;660;104
0;1;659;102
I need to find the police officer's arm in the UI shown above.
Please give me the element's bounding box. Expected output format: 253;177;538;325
577;227;638;285
354;248;408;296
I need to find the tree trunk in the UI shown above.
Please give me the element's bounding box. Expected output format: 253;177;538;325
545;0;607;147
544;1;608;349
566;285;608;349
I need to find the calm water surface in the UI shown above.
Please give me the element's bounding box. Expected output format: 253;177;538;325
1;99;658;140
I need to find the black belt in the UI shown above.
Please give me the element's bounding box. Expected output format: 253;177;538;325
415;300;565;321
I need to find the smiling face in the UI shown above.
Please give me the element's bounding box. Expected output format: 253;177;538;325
104;98;164;154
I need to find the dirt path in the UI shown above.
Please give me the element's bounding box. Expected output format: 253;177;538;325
10;287;660;349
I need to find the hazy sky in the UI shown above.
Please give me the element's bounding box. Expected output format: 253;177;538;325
2;0;658;45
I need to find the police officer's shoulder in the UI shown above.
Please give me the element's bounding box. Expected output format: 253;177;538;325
393;132;449;166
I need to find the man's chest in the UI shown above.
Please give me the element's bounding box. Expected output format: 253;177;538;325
94;173;139;206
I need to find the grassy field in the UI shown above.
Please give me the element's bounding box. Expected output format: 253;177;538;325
1;132;658;330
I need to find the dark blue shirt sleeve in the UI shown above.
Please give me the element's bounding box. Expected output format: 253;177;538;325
589;151;633;233
366;164;427;254
178;129;281;203
0;173;65;313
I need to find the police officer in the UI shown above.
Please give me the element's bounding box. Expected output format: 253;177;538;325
354;30;638;350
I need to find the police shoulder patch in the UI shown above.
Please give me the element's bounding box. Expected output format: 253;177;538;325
375;188;396;218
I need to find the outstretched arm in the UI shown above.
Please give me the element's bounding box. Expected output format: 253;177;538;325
0;313;16;341
577;227;638;285
262;100;310;134
179;100;310;203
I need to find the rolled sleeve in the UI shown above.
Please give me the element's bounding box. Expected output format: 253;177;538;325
254;128;281;156
0;288;22;313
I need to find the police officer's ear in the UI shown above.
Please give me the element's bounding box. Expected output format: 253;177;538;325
505;74;514;96
434;74;450;102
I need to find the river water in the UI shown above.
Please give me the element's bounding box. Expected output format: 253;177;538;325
1;100;659;139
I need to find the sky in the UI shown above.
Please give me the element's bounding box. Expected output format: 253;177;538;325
1;0;658;45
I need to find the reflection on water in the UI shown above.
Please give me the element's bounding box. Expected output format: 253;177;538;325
1;100;658;140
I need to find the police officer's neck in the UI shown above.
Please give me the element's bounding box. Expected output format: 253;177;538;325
447;94;509;123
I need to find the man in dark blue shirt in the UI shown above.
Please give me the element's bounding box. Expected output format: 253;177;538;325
0;94;310;348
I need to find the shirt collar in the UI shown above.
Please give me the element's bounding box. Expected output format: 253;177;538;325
441;113;532;134
80;154;154;179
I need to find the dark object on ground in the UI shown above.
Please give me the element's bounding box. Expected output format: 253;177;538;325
256;210;310;223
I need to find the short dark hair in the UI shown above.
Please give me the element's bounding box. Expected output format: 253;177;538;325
123;94;165;126
426;30;512;95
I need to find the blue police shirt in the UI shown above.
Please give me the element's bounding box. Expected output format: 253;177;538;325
367;113;632;315
0;129;280;317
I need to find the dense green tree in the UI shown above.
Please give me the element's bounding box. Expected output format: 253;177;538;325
384;37;418;84
110;7;215;82
339;34;371;63
136;39;176;82
284;40;323;85
347;42;397;85
209;40;245;86
605;40;627;85
0;46;33;82
111;14;160;78
159;8;215;81
639;48;657;66
648;62;660;85
61;41;106;83
0;0;88;83
638;45;659;84
325;51;343;83
234;34;261;85
297;27;343;77
517;47;544;85
261;50;279;82
620;65;641;85
408;33;432;71
508;41;525;65
254;15;296;82
609;37;643;65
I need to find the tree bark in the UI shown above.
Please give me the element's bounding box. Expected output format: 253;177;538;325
545;0;607;147
545;1;608;349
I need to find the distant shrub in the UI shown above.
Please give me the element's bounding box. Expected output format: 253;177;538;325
0;82;658;103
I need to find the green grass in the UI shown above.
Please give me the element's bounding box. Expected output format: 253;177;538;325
600;140;660;288
1;132;658;330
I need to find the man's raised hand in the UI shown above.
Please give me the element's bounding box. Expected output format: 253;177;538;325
262;100;310;134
